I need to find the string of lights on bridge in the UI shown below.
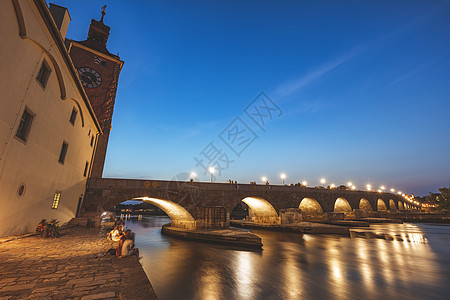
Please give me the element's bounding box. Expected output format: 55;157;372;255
189;169;426;207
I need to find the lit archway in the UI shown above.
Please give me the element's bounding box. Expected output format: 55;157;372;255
359;198;373;211
398;202;404;210
135;197;195;229
389;199;397;210
377;199;388;211
299;197;324;215
242;197;278;217
334;197;352;213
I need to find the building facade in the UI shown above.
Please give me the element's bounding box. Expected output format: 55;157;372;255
0;0;120;236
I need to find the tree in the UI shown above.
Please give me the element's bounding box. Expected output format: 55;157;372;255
437;187;450;210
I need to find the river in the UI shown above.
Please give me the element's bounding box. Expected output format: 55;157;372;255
125;216;450;300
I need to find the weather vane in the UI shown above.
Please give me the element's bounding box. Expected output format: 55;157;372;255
100;5;107;22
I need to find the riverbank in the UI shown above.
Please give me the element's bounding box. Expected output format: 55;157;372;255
0;227;158;299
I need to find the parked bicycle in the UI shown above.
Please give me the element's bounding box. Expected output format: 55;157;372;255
48;219;60;238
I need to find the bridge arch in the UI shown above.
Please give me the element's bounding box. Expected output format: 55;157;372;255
377;199;388;211
398;201;404;210
135;197;195;229
359;198;373;211
334;197;352;213
240;197;279;224
389;199;397;210
299;197;324;215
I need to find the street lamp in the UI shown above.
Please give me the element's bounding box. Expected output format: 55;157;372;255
208;167;215;183
330;183;336;188
351;185;356;190
380;186;386;191
366;184;371;191
390;188;395;193
347;181;353;187
190;172;197;181
302;180;307;186
320;178;326;186
280;173;286;185
261;176;267;184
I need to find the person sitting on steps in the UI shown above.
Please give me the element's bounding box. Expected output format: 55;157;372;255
117;230;139;258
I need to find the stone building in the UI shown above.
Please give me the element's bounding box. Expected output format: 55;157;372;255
0;0;122;236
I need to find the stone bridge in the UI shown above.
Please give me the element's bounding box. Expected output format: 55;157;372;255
84;178;418;229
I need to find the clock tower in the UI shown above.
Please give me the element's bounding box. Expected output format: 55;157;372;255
67;7;124;178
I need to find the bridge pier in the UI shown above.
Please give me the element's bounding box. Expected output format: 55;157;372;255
194;207;229;229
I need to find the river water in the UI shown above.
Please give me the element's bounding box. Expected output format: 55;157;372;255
125;216;450;300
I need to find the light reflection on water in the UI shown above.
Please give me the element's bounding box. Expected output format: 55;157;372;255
125;216;450;300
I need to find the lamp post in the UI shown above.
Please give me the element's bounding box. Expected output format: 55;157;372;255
261;176;267;184
320;178;326;186
302;180;307;186
190;172;197;181
280;173;286;185
208;167;215;183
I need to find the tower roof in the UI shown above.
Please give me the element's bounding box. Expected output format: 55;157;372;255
75;5;119;58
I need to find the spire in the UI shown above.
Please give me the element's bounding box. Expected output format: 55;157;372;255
100;5;107;23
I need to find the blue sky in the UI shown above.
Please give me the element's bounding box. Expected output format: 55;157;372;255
53;0;450;196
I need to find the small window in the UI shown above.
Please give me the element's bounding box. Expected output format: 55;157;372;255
51;192;61;209
36;60;51;88
83;161;89;177
69;108;77;125
90;136;94;147
16;107;34;142
58;142;68;164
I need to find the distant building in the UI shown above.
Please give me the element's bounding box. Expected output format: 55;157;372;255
0;0;122;237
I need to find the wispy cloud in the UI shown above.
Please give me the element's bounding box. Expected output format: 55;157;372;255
272;2;445;101
387;53;449;88
273;45;367;99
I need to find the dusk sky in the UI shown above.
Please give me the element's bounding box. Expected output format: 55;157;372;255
53;0;450;196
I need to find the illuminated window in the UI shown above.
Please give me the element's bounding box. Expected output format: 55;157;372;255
58;142;68;164
52;192;61;209
36;60;51;88
69;108;77;125
16;107;34;142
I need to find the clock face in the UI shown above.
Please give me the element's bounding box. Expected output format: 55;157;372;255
78;67;102;88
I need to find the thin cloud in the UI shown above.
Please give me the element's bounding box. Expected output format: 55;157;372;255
388;53;449;88
272;2;444;101
273;45;366;99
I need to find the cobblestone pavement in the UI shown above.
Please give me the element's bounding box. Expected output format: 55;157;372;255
0;227;158;299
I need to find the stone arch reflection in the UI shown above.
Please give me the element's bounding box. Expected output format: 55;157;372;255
299;197;324;216
334;197;352;213
135;197;195;229
242;197;279;224
359;198;373;211
377;199;388;211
